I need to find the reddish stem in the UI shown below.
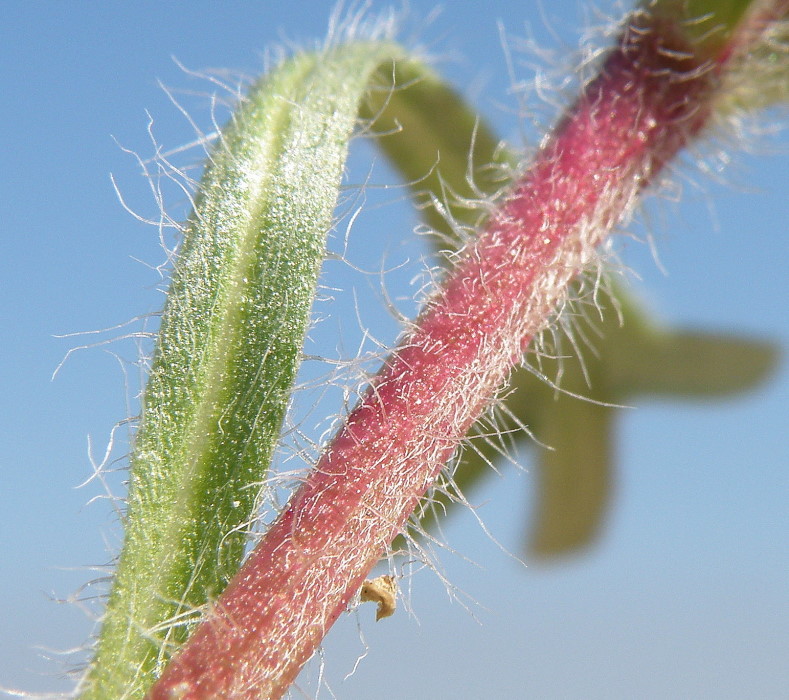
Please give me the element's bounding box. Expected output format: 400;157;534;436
149;10;750;700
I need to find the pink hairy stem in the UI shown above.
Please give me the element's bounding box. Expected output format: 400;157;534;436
149;8;771;699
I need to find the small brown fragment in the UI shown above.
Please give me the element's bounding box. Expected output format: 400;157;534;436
360;575;397;621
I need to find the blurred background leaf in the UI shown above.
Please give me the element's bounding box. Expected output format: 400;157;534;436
363;59;779;558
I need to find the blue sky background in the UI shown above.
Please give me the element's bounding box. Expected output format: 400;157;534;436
1;2;786;698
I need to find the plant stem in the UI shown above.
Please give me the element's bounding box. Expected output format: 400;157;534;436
148;6;782;699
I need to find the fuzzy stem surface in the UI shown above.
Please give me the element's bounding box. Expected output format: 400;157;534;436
149;7;778;699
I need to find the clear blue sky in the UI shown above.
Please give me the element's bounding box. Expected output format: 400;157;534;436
1;2;786;698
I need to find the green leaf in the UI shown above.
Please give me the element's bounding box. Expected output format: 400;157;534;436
359;58;514;237
647;0;789;110
648;0;754;56
81;40;405;700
